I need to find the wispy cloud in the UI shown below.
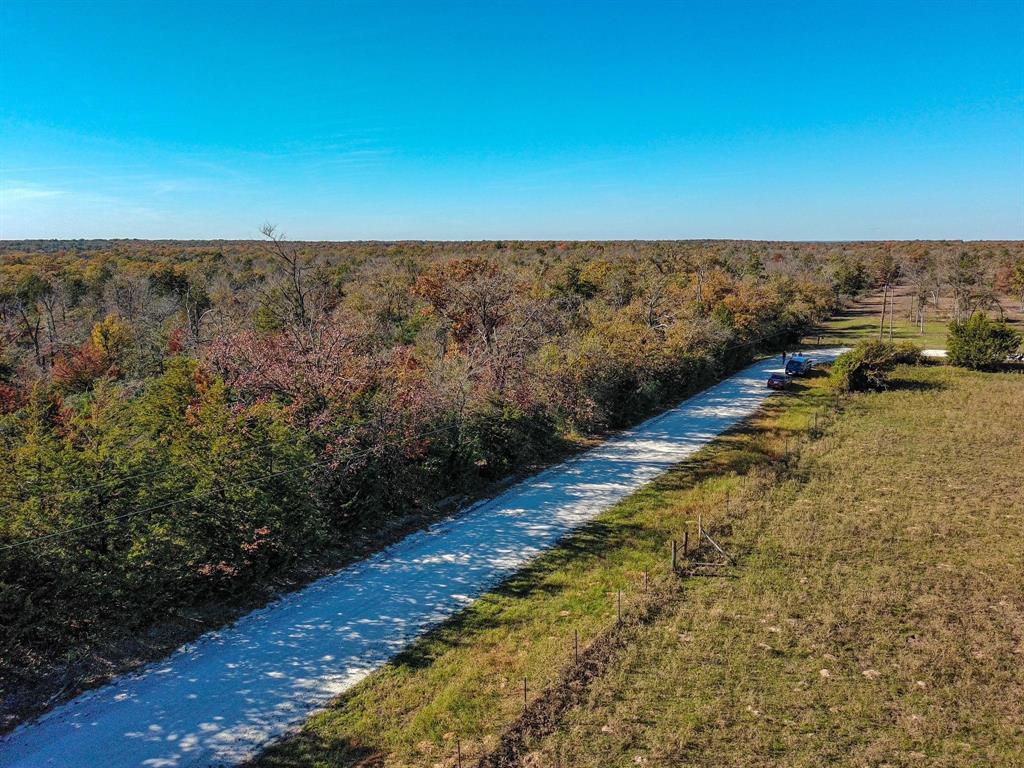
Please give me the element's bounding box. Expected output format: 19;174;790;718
1;183;67;202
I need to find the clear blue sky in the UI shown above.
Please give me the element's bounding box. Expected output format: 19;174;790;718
1;0;1021;240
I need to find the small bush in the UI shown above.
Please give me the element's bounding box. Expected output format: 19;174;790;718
830;340;922;392
947;314;1022;370
460;398;559;481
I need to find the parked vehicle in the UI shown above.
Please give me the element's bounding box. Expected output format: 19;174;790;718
785;355;815;376
767;373;789;390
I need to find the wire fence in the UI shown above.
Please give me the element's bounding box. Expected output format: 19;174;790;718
434;393;848;768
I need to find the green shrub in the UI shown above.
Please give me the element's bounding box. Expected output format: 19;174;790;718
460;398;559;481
830;340;922;392
947;314;1021;370
0;361;319;662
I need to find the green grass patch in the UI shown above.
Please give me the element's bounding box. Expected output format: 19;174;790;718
810;289;1023;352
814;304;949;349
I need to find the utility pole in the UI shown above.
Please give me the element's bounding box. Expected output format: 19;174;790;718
888;285;895;341
878;283;887;341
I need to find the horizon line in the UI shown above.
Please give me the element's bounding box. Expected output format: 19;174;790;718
3;237;1022;245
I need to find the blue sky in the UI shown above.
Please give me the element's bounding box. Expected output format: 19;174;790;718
1;0;1021;240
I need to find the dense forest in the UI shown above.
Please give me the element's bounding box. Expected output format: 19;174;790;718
1;237;1021;700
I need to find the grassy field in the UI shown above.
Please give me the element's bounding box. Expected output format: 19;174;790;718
255;360;1023;768
522;364;1024;767
811;287;1024;350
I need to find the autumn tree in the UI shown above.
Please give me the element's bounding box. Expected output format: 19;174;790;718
10;273;52;367
258;224;321;337
1010;257;1024;312
943;248;985;323
902;248;939;334
151;263;213;350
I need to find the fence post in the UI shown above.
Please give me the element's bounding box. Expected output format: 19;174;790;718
683;529;689;558
616;589;622;624
457;736;462;768
671;539;677;571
